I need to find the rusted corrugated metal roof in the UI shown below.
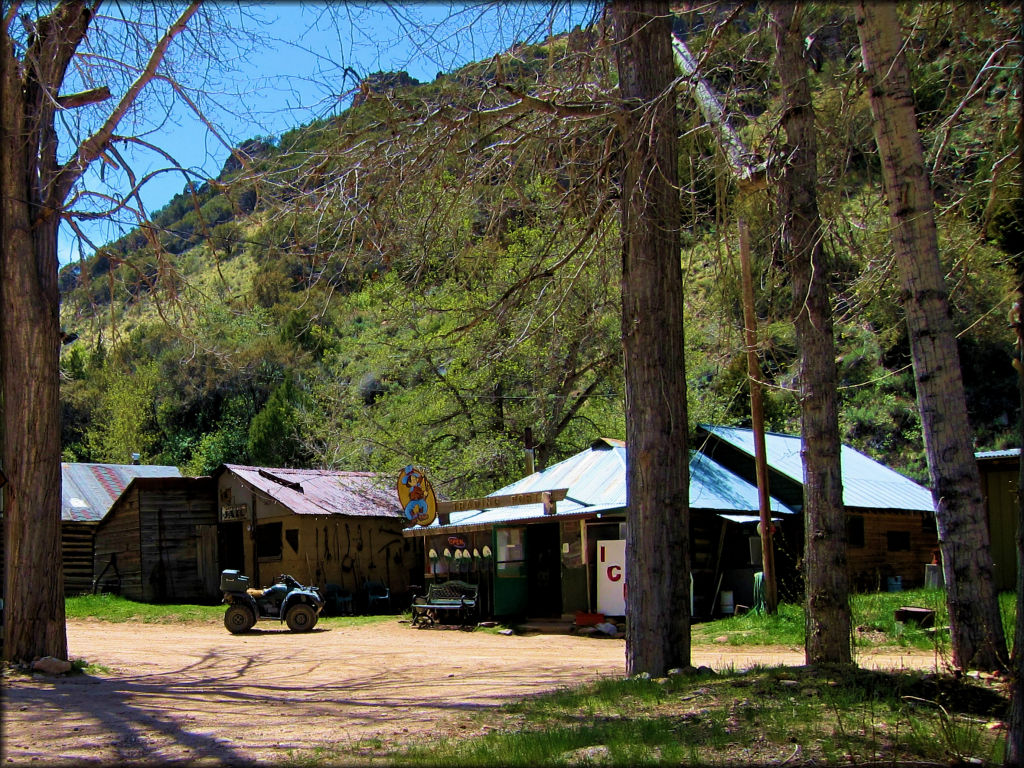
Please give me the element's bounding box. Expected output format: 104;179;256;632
62;463;182;522
701;425;935;513
407;437;795;533
221;464;401;519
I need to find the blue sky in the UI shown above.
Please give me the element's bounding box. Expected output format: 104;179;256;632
60;2;597;266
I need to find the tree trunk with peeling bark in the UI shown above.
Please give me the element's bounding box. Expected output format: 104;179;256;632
771;1;851;667
1;0;200;663
612;0;690;677
856;0;1007;672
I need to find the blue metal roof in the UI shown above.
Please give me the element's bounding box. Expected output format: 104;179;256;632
62;463;182;522
415;437;794;532
700;425;934;513
976;448;1020;460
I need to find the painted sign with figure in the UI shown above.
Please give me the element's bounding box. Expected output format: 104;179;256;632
596;539;626;616
397;465;437;527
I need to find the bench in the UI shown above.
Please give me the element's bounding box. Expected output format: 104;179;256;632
411;580;479;627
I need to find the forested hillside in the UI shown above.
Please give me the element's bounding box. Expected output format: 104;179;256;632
57;3;1021;498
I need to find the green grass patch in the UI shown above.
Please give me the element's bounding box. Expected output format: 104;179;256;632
65;593;402;628
381;666;1007;767
691;601;805;647
691;588;1017;653
65;593;226;623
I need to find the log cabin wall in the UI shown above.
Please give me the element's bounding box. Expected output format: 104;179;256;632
846;510;938;591
62;522;97;595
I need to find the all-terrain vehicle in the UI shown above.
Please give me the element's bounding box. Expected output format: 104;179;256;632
220;570;324;634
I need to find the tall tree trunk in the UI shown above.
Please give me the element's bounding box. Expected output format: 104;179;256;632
771;2;851;666
856;1;1008;671
612;0;690;676
1;25;68;662
2;1;197;663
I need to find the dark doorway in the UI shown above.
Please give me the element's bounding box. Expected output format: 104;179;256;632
218;522;245;572
526;523;562;618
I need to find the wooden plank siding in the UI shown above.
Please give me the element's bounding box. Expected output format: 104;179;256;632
139;484;217;602
93;477;218;603
846;511;938;591
92;488;142;598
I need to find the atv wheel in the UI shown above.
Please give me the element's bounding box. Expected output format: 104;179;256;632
286;603;317;632
224;604;255;634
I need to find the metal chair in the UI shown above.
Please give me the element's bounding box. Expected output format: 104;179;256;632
324;584;354;616
363;579;390;613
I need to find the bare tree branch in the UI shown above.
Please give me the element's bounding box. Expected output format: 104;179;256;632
57;84;110;108
54;1;200;205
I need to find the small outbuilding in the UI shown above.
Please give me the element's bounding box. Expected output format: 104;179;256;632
60;462;182;595
92;476;218;602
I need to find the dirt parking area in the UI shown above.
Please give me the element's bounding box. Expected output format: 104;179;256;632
1;618;940;765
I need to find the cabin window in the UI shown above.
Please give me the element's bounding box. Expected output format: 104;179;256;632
284;528;299;554
886;530;911;552
256;522;283;560
847;515;865;548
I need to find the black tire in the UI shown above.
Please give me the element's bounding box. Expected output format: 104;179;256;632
224;604;255;634
286;603;317;632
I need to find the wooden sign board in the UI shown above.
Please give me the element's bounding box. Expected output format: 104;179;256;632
437;488;568;514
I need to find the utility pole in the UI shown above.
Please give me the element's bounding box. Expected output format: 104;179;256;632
738;220;778;614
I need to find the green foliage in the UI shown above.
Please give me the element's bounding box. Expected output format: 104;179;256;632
248;376;310;467
85;361;162;464
57;4;1021;490
183;395;254;475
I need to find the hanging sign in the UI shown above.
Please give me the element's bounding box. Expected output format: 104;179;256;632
220;504;248;522
397;465;437;527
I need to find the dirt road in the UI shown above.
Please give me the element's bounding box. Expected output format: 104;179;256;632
1;618;941;765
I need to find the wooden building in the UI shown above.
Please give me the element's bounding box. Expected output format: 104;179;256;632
697;425;938;591
92;476;218;603
977;448;1019;592
60;462;182;595
214;465;420;609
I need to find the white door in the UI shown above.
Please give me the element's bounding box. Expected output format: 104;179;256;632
596;539;626;616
